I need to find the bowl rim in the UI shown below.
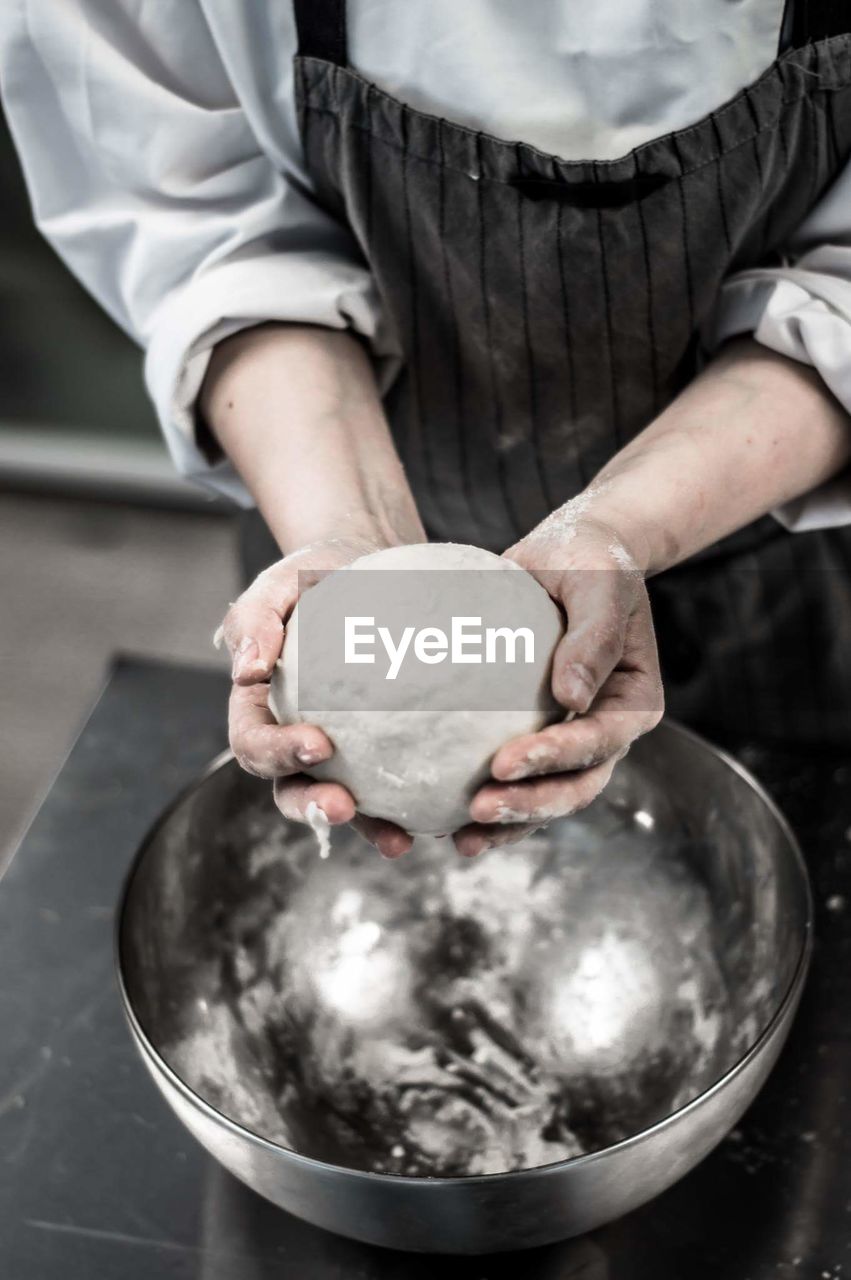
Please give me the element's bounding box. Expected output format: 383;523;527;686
114;717;813;1187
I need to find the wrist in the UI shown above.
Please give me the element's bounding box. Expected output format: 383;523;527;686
574;495;659;575
266;478;426;561
529;487;658;575
289;512;423;560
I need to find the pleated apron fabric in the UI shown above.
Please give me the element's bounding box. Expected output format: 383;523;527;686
250;0;851;748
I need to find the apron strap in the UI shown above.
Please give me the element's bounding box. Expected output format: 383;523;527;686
293;0;349;65
780;0;848;51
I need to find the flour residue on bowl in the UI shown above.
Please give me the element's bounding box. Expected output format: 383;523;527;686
147;788;777;1181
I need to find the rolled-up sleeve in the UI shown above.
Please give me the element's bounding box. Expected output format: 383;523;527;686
706;163;851;532
0;0;389;505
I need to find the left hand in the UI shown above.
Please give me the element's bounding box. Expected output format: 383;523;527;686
455;512;664;857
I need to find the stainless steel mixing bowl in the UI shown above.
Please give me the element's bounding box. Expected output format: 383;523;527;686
116;721;811;1254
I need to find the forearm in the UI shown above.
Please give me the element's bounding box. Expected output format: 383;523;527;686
200;323;425;554
582;337;851;574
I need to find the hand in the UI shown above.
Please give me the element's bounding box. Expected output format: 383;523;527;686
456;512;664;857
218;535;414;859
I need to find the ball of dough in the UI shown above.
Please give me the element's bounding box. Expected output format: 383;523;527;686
269;543;564;835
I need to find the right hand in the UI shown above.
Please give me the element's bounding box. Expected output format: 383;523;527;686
218;536;414;859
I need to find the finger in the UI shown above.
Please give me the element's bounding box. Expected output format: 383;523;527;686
469;756;620;826
273;775;357;825
351;814;414;860
219;561;304;683
453;821;542;859
550;569;638;714
491;671;662;782
229;682;334;778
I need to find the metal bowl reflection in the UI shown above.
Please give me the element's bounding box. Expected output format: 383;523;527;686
117;721;811;1254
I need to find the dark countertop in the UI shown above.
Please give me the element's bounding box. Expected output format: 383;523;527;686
0;657;849;1279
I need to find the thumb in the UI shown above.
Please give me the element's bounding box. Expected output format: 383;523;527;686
550;568;634;714
217;562;302;684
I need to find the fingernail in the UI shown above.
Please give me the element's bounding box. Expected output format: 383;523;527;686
461;839;491;859
469;797;495;823
296;745;328;766
232;636;259;680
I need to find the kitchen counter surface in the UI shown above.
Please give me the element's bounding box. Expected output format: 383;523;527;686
0;657;848;1279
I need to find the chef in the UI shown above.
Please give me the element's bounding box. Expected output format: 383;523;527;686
3;0;851;857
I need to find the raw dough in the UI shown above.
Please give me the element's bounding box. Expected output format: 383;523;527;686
304;800;332;859
269;542;564;834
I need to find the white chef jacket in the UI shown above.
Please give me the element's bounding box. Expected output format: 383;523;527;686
1;0;850;529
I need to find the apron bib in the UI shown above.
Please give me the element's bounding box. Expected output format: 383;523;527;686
261;0;851;747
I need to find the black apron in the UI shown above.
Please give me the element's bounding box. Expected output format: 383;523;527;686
246;0;851;749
